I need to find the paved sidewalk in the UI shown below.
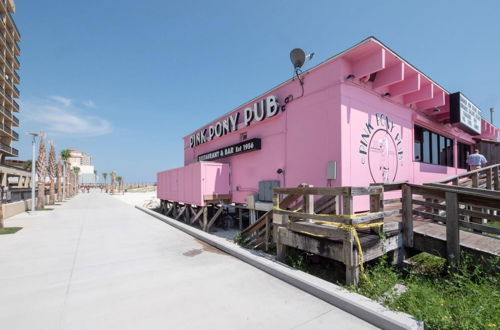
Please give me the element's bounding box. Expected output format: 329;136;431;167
0;192;376;330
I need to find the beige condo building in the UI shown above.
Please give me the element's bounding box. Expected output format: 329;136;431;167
0;0;19;160
0;0;25;188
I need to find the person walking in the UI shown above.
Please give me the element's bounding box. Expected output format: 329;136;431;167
466;149;487;170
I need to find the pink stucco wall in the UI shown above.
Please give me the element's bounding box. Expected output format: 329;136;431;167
157;38;496;209
157;162;229;206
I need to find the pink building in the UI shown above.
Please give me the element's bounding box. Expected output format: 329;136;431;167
158;37;498;210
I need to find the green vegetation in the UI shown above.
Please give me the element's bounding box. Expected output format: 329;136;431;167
351;253;499;330
279;247;499;329
0;227;23;235
233;232;249;247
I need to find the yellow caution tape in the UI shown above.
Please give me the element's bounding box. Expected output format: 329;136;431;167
306;220;383;278
273;205;384;282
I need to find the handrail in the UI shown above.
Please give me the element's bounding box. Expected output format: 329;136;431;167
434;163;500;184
274;185;383;197
402;182;500;266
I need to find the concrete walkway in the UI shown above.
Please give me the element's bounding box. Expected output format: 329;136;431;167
0;192;376;330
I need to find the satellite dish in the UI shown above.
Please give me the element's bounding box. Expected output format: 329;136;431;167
290;48;306;69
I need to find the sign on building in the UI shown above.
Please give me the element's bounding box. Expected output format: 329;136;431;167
450;92;482;135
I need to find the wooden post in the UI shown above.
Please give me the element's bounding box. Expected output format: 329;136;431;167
402;184;413;248
445;192;460;266
342;188;353;215
369;190;383;212
493;166;500;191
486;168;493;190
172;202;178;218
276;226;287;262
471;172;479;188
238;208;243;231
264;213;270;252
343;231;359;285
202;206;208;231
304;186;314;223
184;205;192;223
249;209;256;224
470;172;483;230
334;195;341;214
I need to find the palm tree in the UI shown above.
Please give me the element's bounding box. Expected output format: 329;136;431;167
102;172;108;192
48;141;57;205
56;158;63;202
73;167;81;193
60;149;71;199
36;134;47;210
110;171;116;194
116;176;123;194
23;160;32;171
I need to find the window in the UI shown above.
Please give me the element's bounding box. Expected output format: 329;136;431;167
457;142;471;169
446;138;454;167
422;130;430;163
414;126;422;161
439;135;446;165
431;133;438;165
414;125;454;167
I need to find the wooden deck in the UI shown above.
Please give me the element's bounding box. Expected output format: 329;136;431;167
412;221;500;258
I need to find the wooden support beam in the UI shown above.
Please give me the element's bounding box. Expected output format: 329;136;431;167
165;202;174;217
351;48;386;79
416;90;446;110
445;192;460;266
403;83;433;105
175;205;187;220
402;184;414;248
190;207;204;225
372;62;404;89
389;73;420;96
206;206;224;232
288;221;349;241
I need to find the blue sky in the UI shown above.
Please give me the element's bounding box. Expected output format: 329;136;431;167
15;0;500;182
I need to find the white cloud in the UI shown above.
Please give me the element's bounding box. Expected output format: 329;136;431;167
83;100;96;108
22;97;112;137
50;95;72;107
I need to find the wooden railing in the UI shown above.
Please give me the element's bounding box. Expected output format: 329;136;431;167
240;184;311;250
434;163;500;190
402;183;500;265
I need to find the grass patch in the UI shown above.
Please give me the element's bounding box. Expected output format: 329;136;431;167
350;253;500;329
0;227;23;235
37;208;55;211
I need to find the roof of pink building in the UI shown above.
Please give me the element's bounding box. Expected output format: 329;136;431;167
185;36;498;140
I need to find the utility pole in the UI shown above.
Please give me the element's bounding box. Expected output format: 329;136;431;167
27;132;40;213
490;107;494;125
